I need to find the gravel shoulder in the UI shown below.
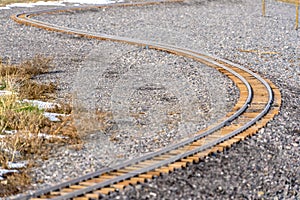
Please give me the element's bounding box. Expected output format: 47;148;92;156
1;0;299;199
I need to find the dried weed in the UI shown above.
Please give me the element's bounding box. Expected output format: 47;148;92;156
0;56;79;197
0;55;112;197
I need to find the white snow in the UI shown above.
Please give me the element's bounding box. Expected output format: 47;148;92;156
43;112;66;121
0;162;27;180
0;130;68;139
0;0;116;10
2;130;18;135
0;169;18;179
0;90;13;96
37;133;68;139
21;99;59;110
16;99;69;121
2;1;64;8
0;0;116;182
7;161;27;169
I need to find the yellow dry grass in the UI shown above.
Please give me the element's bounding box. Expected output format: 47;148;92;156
276;0;299;4
0;56;79;197
0;55;111;197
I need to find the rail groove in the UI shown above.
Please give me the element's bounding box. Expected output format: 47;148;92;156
11;1;281;199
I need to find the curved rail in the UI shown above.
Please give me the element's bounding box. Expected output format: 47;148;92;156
11;1;281;199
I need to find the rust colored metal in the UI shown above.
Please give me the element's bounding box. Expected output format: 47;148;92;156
11;1;281;199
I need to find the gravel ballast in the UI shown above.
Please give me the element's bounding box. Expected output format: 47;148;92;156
0;0;299;199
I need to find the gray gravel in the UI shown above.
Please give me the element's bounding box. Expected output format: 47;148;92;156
1;0;299;199
1;1;237;195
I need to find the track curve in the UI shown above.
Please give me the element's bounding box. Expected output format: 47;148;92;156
11;1;281;199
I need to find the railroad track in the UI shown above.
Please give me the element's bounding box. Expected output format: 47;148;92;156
11;1;281;199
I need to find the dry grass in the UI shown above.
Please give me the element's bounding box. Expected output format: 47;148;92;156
19;81;56;100
237;48;279;55
71;107;113;139
0;55;56;100
0;48;110;199
44;102;72;114
0;171;31;196
276;0;300;4
0;56;50;77
0;56;80;197
0;95;47;133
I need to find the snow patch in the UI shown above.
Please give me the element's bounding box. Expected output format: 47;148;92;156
0;162;27;181
43;112;66;122
7;161;27;169
0;130;68;139
0;0;116;10
0;169;18;178
21;99;59;110
38;133;68;139
0;90;13;96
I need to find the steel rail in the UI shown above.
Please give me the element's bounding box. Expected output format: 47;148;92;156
12;5;254;199
48;49;272;200
10;1;276;199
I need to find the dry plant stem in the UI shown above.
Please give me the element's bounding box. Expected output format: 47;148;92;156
0;55;50;78
0;56;80;197
0;171;31;196
0;55;56;100
19;80;56;100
